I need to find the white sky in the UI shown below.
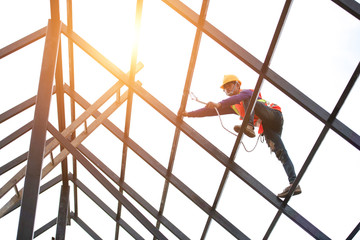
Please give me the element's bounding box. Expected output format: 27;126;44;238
1;0;360;239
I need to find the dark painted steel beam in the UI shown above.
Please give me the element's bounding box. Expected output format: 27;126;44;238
73;177;144;240
347;222;360;240
77;143;190;240
1;174;62;219
55;185;70;240
0;121;33;149
0;27;47;59
47;122;168;240
17;19;61;240
0;138;54;176
34;218;57;238
69;212;102;240
331;0;360;20
0;86;55;124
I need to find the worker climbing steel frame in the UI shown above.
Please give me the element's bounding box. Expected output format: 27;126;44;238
0;0;359;239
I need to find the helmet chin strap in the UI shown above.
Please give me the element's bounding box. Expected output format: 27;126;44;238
224;81;239;96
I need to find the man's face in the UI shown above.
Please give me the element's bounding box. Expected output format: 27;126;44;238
223;81;239;96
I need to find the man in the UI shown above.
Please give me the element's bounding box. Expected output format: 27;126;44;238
183;75;301;198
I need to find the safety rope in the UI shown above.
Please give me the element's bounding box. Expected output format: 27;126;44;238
189;92;263;152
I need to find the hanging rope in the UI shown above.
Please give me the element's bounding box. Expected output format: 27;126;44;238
189;92;263;152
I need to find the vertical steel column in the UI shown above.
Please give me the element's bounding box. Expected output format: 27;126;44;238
55;185;70;240
16;19;61;239
66;0;79;217
156;0;210;236
115;1;143;239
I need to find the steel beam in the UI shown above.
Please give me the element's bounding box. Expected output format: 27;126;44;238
17;19;61;239
77;143;190;240
34;218;57;238
70;212;102;240
55;185;70;240
73;177;144;240
1;174;62;219
0;27;47;59
0;86;56;124
0;138;54;176
0;121;33;149
331;0;360;20
46;123;168;240
116;1;143;239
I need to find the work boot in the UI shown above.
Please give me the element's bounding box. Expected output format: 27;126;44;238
234;124;255;138
277;184;302;198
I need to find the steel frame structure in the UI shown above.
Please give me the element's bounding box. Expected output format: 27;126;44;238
0;0;359;239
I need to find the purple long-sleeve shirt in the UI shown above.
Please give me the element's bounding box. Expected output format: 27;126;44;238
187;89;255;117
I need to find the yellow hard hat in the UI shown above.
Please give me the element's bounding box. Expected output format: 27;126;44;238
220;75;241;89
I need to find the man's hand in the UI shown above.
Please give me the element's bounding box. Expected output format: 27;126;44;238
205;101;221;109
182;111;189;117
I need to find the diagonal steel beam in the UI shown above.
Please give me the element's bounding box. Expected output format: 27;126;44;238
73;177;144;240
331;0;360;20
0;121;33;149
77;144;190;240
69;212;102;240
17;19;61;239
47;123;168;240
0;86;56;124
0;27;47;59
0;138;54;176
